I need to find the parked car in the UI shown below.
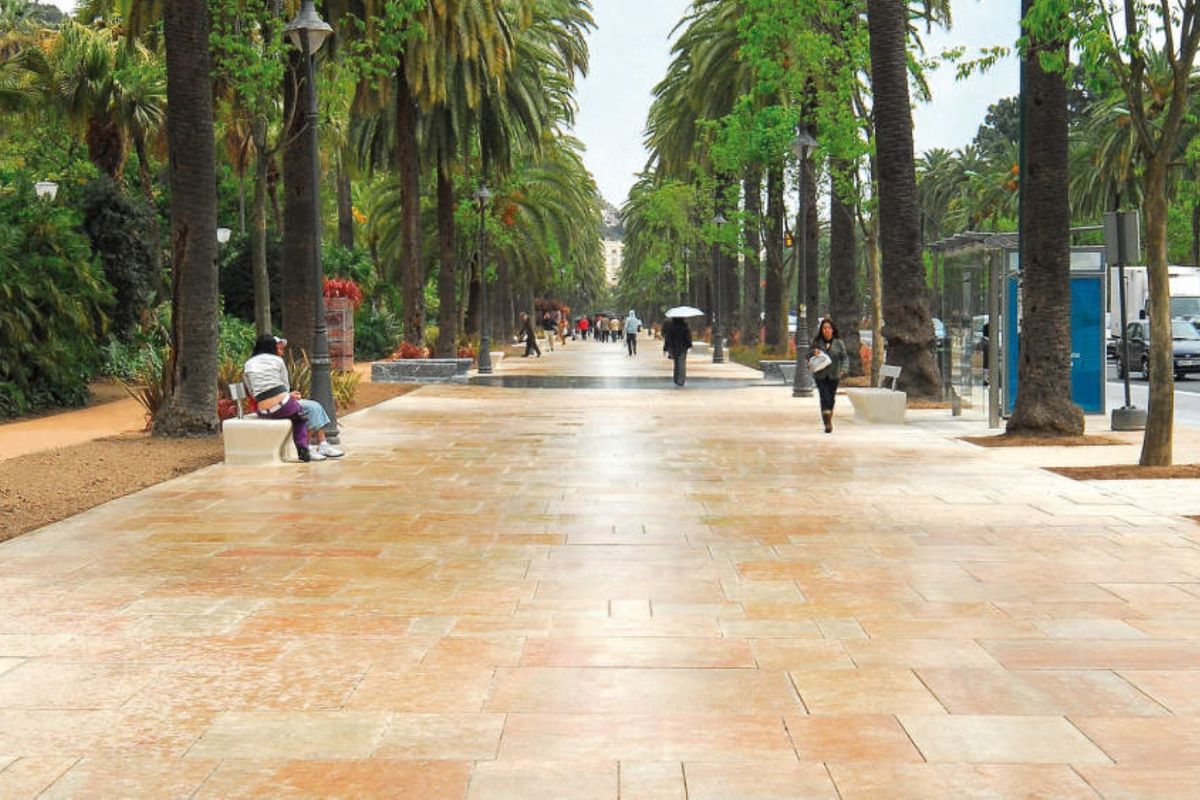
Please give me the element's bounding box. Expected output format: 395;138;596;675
1115;319;1200;380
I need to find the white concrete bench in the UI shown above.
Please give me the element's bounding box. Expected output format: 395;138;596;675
778;362;797;385
845;365;907;424
222;384;295;465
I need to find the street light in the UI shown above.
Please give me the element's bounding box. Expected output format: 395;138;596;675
285;0;338;441
474;184;494;375
712;212;728;363
34;181;58;201
791;125;818;398
216;227;232;245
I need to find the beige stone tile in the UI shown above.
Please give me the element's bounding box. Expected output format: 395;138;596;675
844;639;1001;669
186;711;389;759
1072;716;1200;765
751;640;856;670
345;668;494;712
0;658;23;678
498;714;794;762
0;661;154;709
0;710;113;755
421;637;525;670
1116;670;1200;713
0;757;77;798
1034;619;1149;639
486;668;804;714
194;758;472;799
719;619;822;639
828;763;1098;799
1074;765;1200;798
619;761;685;800
684;761;839;799
917;668;1167;716
40;757;217;799
789;669;945;715
981;639;1200;669
374;713;504;760
467;760;616;800
520;637;754;668
785;715;924;763
898;714;1111;763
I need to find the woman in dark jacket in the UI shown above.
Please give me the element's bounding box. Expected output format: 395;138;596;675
662;317;693;386
520;312;541;357
810;317;849;432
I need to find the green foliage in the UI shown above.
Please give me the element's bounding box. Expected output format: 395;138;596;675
354;302;403;361
0;172;113;417
218;312;257;364
218;231;282;326
323;243;376;294
78;175;158;338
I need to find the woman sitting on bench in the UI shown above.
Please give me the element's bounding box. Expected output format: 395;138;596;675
243;334;343;463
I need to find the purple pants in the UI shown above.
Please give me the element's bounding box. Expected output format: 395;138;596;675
258;396;309;452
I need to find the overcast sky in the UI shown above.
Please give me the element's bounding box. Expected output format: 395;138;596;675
46;0;1021;207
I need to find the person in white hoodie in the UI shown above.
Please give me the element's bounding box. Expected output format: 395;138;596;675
623;309;642;356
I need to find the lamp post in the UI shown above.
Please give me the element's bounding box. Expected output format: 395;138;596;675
284;0;337;441
474;184;493;374
791;126;818;398
712;213;727;363
34;181;59;201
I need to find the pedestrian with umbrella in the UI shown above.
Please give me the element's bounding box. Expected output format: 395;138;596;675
663;307;700;386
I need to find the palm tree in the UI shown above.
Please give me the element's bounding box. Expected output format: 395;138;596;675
1007;0;1083;435
866;0;941;397
155;0;219;436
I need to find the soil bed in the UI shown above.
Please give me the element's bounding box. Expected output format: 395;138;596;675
962;434;1127;448
0;383;422;542
1049;464;1200;481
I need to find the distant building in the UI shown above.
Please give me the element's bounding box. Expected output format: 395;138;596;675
603;238;625;287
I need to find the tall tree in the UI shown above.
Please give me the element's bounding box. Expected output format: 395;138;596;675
155;0;218;436
1008;0;1083;435
866;0;940;397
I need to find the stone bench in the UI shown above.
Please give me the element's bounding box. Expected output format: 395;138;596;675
372;358;475;384
778;362;797;385
222;418;295;465
844;365;906;423
759;360;795;382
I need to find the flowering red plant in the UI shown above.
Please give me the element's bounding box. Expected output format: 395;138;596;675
323;278;364;309
389;341;429;360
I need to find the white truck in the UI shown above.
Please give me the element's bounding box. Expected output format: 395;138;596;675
1110;265;1200;336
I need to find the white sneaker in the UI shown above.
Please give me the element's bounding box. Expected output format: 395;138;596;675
308;447;327;461
318;442;344;458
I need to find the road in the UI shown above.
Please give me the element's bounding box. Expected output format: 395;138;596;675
1106;363;1200;428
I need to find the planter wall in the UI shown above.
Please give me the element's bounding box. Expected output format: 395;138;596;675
372;358;474;384
325;296;355;371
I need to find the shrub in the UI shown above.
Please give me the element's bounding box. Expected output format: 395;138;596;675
79;176;159;340
323;277;364;308
117;344;168;431
218;313;257;364
332;369;360;409
218;231;283;326
323;244;376;293
389;341;429;360
0;173;113;418
354;303;402;361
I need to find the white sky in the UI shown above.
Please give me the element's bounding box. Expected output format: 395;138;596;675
46;0;1021;208
573;0;1022;206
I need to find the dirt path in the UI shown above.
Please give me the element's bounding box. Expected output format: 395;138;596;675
0;382;146;462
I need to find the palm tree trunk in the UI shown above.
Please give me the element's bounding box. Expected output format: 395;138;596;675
764;165;787;350
396;64;425;345
156;0;218;436
829;163;862;375
867;217;884;385
251;117;272;336
867;0;940;397
1008;21;1083;435
742;167;762;346
435;160;458;357
281;52;315;357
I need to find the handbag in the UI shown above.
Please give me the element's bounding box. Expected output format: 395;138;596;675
807;350;832;374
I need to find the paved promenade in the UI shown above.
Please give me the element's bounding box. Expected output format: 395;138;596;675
3;338;1200;797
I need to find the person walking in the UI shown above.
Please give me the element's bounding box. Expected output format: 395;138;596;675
578;316;589;340
662;316;693;386
624;309;642;356
810;317;849;433
609;315;622;345
541;311;557;352
520;312;541;357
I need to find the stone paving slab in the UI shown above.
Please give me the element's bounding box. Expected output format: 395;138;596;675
2;342;1200;796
